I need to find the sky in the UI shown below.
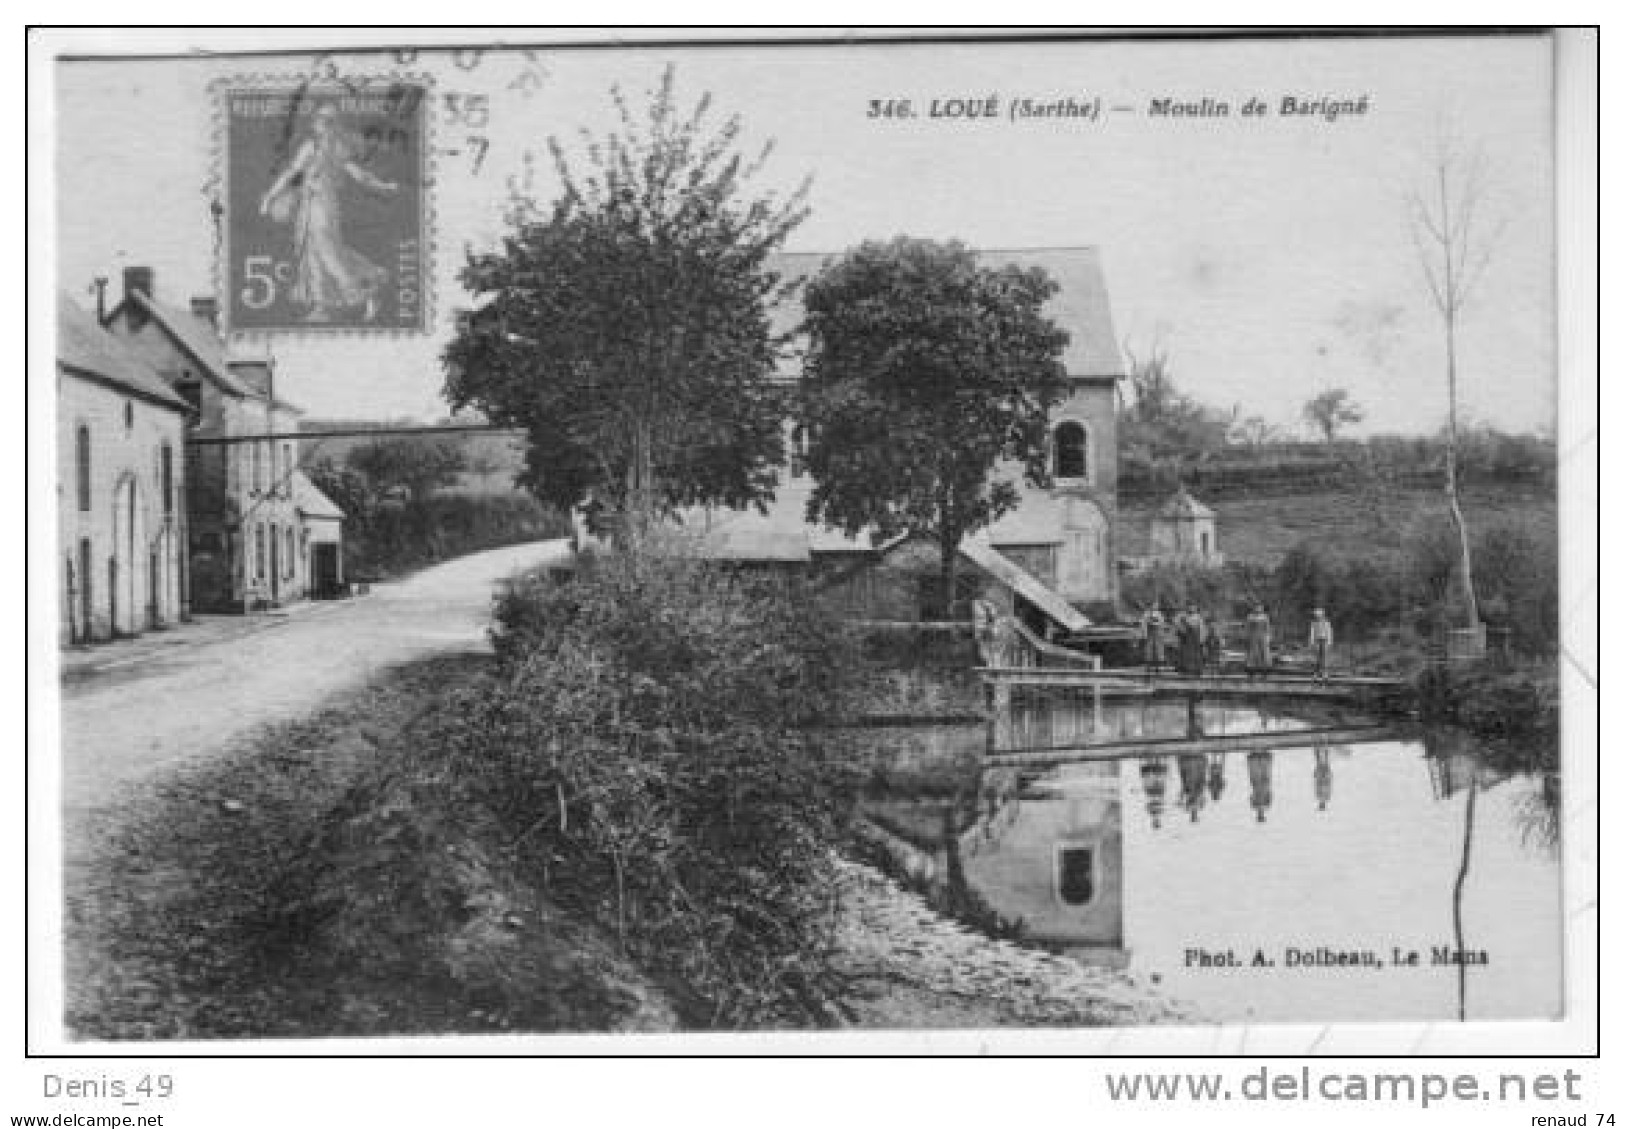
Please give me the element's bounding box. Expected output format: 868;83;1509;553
53;31;1558;436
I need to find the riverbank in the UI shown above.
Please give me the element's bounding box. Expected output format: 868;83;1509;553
66;652;1182;1039
1417;658;1561;772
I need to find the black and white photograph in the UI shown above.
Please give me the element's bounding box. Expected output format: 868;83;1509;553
28;26;1597;1087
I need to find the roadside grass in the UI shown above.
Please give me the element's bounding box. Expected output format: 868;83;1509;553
64;654;671;1040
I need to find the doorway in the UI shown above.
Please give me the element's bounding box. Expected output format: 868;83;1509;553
78;537;93;641
311;543;340;598
269;522;280;602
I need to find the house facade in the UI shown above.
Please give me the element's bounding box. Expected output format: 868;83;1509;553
58;296;191;643
103;267;341;611
688;247;1126;630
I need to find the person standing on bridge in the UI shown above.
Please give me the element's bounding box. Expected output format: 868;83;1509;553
1244;602;1273;678
1203;611;1227;675
1177;603;1207;675
1142;604;1167;673
1308;607;1335;681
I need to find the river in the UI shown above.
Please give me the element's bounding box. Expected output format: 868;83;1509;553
855;689;1563;1024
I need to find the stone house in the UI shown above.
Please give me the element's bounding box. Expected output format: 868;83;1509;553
687;246;1126;632
102;267;341;610
1148;488;1222;566
57;295;191;643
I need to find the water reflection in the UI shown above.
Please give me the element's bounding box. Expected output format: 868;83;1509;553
857;690;1563;1024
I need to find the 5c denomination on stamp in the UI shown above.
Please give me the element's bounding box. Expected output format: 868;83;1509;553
220;76;431;334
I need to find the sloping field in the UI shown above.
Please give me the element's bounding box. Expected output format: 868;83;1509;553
1120;483;1557;566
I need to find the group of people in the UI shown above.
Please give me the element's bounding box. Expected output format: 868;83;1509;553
1138;603;1227;676
1138;601;1336;679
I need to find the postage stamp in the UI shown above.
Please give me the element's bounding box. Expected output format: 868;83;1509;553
40;29;1596;1075
219;76;431;334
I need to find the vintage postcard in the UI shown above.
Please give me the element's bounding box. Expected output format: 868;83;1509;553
36;28;1594;1059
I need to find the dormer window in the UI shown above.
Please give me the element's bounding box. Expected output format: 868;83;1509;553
1054;421;1089;481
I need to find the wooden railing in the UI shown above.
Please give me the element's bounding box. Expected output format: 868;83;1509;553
977;616;1101;670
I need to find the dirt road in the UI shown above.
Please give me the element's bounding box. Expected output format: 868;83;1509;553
61;539;569;815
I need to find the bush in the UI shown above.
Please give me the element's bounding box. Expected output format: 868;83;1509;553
357;494;570;576
433;550;863;1027
1119;561;1237;618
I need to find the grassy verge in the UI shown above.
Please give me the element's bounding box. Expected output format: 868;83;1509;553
66;655;672;1040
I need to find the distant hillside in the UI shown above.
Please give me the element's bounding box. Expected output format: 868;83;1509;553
1120;482;1557;567
299;419;529;497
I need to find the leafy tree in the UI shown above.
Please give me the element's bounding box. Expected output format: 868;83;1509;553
798;238;1070;618
1228;412;1283;448
347;437;467;502
1303;387;1364;443
1120;333;1230;478
442;66;809;546
303;457;378;524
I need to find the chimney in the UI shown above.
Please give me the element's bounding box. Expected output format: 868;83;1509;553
123;266;154;302
92;277;108;324
122;266;154;330
190;296;219;330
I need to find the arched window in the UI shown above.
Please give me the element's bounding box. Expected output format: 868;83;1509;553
1054;421;1089;480
75;425;92;512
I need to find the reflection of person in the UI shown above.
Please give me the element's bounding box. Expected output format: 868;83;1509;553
1178;753;1207;823
1244;603;1273;678
1207;752;1227;804
1313;745;1334;812
1308;607;1335;681
259;103;399;322
1247;749;1274;823
1139;755;1169;830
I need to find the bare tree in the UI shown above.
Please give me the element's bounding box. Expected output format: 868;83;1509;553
1407;130;1506;630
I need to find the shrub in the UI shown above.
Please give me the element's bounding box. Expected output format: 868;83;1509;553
1119;561;1236;617
439;550;863;1027
1473;521;1560;656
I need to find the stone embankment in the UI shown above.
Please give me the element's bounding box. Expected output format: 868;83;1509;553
832;859;1190;1028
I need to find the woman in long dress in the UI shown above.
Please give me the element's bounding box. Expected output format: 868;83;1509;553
1142;605;1167;672
1177;604;1206;675
260;104;398;322
1244;603;1273;678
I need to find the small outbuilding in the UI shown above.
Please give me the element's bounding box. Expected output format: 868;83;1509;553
1148;488;1222;566
292;471;346;597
